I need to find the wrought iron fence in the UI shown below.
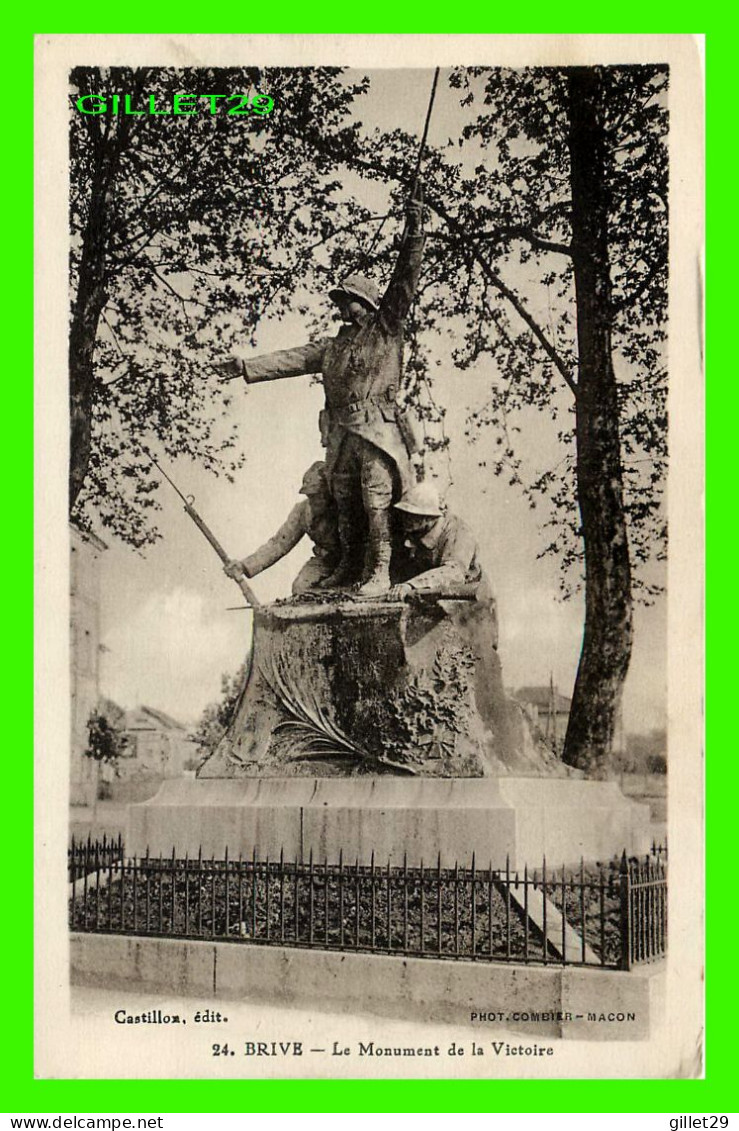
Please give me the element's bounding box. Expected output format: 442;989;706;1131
68;833;124;882
68;840;666;970
621;852;668;967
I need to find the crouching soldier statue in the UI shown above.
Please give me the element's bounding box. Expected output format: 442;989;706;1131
389;483;498;647
218;183;425;597
223;461;341;596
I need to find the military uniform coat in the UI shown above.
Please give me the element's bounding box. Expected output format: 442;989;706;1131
403;512;485;593
238;222;425;492
242;498;339;578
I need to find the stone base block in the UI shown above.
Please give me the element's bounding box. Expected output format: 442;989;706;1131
127;777;650;868
71;933;665;1041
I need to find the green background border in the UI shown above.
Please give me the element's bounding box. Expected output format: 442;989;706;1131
12;18;718;1114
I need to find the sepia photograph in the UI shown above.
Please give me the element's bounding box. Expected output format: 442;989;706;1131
34;33;704;1082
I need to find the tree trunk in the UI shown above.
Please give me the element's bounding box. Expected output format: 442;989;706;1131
563;68;633;775
69;260;106;512
69;112;126;512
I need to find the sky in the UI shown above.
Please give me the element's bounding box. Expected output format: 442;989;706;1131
94;67;667;735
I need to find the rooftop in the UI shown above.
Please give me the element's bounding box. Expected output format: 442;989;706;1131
514;686;572;713
124;705;188;732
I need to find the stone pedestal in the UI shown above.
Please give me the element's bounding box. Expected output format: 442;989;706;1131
199;597;563;779
128;598;650;867
127;776;650;868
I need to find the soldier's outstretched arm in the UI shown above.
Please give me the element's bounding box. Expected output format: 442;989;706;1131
404;563;469;593
378;181;426;329
217;338;331;384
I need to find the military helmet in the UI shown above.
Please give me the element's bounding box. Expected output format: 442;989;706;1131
299;460;329;498
394;483;443;518
328;273;381;312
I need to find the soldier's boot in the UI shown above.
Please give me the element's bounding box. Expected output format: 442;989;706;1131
318;514;360;589
356;508;393;598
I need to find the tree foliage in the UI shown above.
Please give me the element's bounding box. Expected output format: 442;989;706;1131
191;661;249;756
69;65;369;547
69;65;669;771
70;64;666;586
84;705;129;770
449;65;667;596
277;64;667;770
289;65;668;598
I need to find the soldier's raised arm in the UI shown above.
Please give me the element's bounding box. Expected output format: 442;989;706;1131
378;181;426;330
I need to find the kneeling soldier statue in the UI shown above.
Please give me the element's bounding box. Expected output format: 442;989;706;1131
223;461;341;596
218;182;425;597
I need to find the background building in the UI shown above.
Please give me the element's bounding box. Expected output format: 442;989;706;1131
514;683;572;755
514;681;626;761
122;705;197;777
103;705;198;802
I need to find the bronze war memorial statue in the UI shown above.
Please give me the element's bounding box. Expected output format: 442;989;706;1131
130;181;650;869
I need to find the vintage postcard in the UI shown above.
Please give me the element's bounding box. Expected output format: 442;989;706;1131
34;33;704;1080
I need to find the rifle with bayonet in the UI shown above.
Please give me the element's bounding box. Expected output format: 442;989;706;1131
402;581;481;603
153;460;261;608
393;581;482;604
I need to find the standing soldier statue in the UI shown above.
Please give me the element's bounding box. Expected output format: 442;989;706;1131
218;182;425;597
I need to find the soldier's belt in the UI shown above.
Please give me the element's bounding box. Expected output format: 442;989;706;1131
335;406;373;425
333;397;397;427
